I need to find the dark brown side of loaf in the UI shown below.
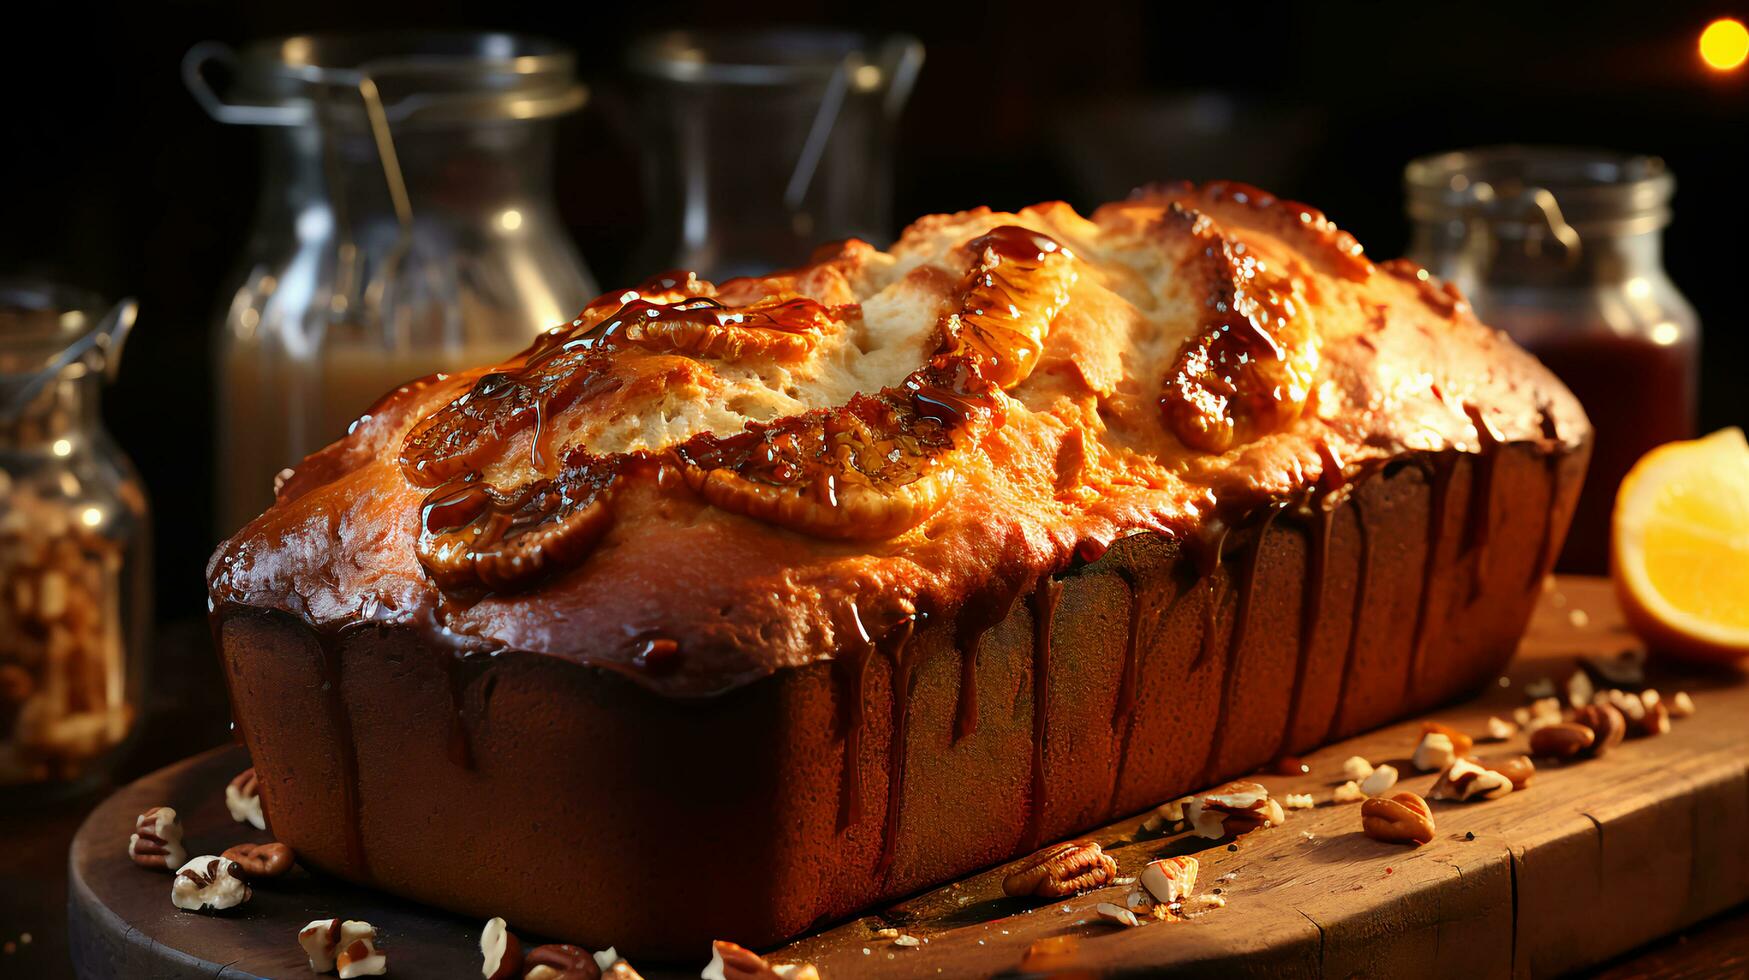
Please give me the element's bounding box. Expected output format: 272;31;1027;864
215;439;1585;956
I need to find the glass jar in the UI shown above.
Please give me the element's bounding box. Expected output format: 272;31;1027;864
1405;147;1699;574
185;32;599;536
629;30;923;278
0;282;150;790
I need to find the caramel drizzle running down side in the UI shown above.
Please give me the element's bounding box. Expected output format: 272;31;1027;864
1462;402;1504;603
1325;491;1373;743
1199;504;1283;785
1104;567;1148;815
1529;406;1567;588
1026;576;1064;850
1188;524;1231;672
1406;454;1460;706
951;569;1029;742
836;604;877;832
312;629;369;880
876;614;920;880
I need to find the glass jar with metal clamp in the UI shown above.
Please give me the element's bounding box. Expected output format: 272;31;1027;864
628;30;924;279
185;32;599;536
0;282;148;793
1405;147;1699;573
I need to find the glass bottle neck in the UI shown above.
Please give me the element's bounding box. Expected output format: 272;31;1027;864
1411;219;1668;290
260;120;560;223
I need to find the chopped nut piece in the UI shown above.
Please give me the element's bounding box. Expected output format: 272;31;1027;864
1421;722;1474;755
221;841;295;880
523;943;601;980
1361;792;1436;846
1641;689;1661;711
1529;722;1595;760
1341;756;1375;782
1141;797;1192;833
1179;892;1227;916
1001;840;1116;898
1095;902;1139;927
171;856;251;912
1186;781;1281;839
1485;716;1516;741
1284;793;1315;809
1524;677;1557;700
1571;703;1627;757
1478;754;1537;790
1140;856;1199;904
226;768;266;831
1512;706;1533;727
869;927;899;940
1525;697;1565;734
337;930;388;979
480;917;522;980
127;806;186;871
893;935;920;948
1671;692;1696;718
1430;757;1513;802
1564;669;1595;710
1412;732;1456;773
1333;781;1365;804
1359;764;1399;797
1635;699;1671;737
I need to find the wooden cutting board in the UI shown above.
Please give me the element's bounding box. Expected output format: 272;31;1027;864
67;577;1749;978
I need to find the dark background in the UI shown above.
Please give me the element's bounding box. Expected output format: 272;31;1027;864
0;2;1745;975
1;0;1744;625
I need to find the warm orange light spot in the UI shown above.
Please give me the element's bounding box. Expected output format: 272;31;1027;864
1700;18;1749;71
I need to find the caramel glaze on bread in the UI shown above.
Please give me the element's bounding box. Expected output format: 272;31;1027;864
208;182;1590;954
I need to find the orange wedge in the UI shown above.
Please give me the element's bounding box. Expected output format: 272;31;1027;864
1612;428;1749;663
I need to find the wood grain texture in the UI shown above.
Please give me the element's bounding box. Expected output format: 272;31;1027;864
68;578;1749;979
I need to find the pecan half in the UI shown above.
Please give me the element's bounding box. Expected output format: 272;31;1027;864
128;806;186;871
1571;703;1626;757
1429;757;1513;802
708;940;820;980
1002;839;1118;898
1361;792;1436;846
1478;754;1537;790
1636;699;1671;737
1529;722;1595;759
524;944;602;980
416;455;620;592
221;841;295;880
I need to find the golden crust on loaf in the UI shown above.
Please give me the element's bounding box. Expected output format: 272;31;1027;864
209;182;1588;696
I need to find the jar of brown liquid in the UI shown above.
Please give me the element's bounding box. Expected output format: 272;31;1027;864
0;282;150;793
185;33;598;537
1405;147;1699;573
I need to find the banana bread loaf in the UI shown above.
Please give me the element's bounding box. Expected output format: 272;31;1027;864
208;182;1589;956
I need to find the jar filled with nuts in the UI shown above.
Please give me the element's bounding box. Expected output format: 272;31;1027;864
0;281;149;792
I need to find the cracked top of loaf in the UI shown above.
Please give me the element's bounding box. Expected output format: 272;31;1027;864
208;182;1589;696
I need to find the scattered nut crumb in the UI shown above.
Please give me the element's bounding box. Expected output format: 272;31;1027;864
1412;732;1456;773
1141;856;1199;904
1568;608;1590;628
1564;669;1595;709
1671;692;1695;718
171;856;251;912
1359;764;1399;797
1095;903;1138;928
1485;716;1516;741
1341;756;1374;782
1334;781;1365;804
1284;793;1315;809
893;935;920;948
128;806;186;871
1512;706;1533;727
870;927;899;940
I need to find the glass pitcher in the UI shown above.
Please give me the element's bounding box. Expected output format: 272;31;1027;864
629;30;924;278
185;32;599;536
0;281;150;792
1405;147;1699;573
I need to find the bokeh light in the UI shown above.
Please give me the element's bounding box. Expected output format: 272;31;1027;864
1700;18;1749;71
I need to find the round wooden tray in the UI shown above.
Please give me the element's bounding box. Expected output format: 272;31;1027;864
67;745;508;979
